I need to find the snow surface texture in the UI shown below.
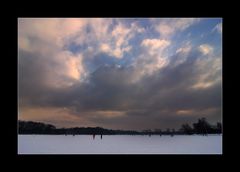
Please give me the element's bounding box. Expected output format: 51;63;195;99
18;135;222;154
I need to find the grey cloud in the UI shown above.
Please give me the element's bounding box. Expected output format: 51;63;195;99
88;108;221;130
19;44;222;129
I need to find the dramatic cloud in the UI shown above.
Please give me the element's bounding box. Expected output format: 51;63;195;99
153;18;201;37
18;18;222;130
141;39;170;51
198;44;214;55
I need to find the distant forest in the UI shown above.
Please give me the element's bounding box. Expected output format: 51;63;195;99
18;118;222;135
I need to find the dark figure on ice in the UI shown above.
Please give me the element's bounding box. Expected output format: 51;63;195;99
101;134;102;139
93;134;95;139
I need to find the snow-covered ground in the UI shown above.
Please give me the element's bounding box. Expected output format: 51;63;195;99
18;134;222;154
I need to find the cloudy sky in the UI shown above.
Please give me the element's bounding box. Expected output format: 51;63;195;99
18;18;222;131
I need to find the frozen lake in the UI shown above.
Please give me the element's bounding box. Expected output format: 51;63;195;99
18;134;222;154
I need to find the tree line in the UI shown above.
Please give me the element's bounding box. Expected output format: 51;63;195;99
18;118;222;135
179;118;222;135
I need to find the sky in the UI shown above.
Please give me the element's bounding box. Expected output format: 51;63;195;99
18;18;222;131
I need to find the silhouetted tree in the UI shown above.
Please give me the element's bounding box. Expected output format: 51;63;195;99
18;121;56;134
180;123;194;135
193;118;212;135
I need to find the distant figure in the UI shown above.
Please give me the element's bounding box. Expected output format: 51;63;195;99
101;134;102;139
93;134;95;139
